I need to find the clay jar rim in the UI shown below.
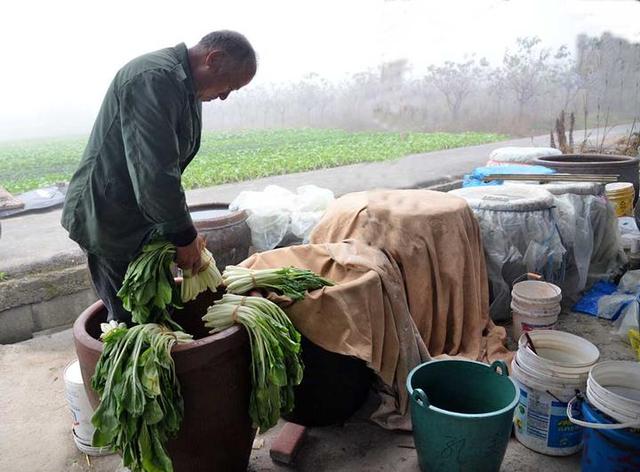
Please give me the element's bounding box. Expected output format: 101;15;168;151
534;153;640;166
73;299;245;360
189;203;248;231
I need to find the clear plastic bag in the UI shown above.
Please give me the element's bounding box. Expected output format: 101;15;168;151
597;269;640;339
537;189;624;304
600;295;640;340
230;185;334;251
617;269;640;293
293;185;335;212
480;208;566;320
598;293;637;321
289;186;335;242
290;211;325;242
244;209;291;251
613;300;639;338
230;186;295;251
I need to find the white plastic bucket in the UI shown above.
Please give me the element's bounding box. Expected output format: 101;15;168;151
512;330;600;456
511;281;562;340
516;330;599;377
63;360;112;456
586;361;640;426
72;429;113;456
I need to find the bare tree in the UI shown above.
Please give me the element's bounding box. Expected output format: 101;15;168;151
487;67;507;116
427;56;487;121
500;37;559;120
198;33;639;136
550;45;584;110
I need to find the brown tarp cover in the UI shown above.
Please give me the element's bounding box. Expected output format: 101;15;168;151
242;189;513;429
310;190;511;363
241;240;429;429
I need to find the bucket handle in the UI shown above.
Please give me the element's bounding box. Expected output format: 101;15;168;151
412;388;430;409
511;272;543;288
490;360;509;377
566;396;640;430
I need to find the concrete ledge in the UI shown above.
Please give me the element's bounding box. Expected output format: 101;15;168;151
0;250;95;343
0;248;85;280
0;260;91;312
0;305;34;344
31;289;97;332
0;288;96;343
0;176;465;344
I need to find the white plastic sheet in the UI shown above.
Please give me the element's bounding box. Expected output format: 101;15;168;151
451;185;566;321
478;183;625;306
552;194;591;304
587;197;627;285
230;185;335;251
487;146;562;166
552;193;626;304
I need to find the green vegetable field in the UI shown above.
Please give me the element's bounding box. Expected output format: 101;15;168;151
0;129;506;194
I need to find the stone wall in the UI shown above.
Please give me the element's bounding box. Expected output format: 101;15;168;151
0;254;96;343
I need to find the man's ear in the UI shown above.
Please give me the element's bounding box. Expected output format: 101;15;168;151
204;49;226;73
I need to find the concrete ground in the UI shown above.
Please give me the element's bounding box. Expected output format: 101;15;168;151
0;311;635;472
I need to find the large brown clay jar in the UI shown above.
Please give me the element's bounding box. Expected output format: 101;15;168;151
73;290;255;472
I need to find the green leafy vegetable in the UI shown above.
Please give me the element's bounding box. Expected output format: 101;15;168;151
117;241;181;328
118;241;224;327
202;294;304;432
91;322;192;472
223;266;334;301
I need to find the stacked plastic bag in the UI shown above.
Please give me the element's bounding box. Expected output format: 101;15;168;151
486;146;562;167
229;185;335;251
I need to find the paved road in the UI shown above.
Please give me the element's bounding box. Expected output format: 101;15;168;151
0;124;633;272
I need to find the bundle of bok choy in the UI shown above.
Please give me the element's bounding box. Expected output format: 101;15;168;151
202;294;303;431
222;266;334;301
91;322;192;472
118;241;223;327
181;247;223;302
117;241;181;327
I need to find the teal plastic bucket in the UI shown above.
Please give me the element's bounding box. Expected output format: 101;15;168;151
567;397;640;471
406;359;519;472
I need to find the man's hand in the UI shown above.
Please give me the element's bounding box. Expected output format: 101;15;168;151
176;235;205;273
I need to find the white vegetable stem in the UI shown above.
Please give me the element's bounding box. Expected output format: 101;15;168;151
222;266;277;294
181;248;223;302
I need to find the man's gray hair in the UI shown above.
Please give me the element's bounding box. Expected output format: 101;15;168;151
198;30;257;72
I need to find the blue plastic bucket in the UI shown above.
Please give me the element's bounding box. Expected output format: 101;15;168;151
570;398;640;471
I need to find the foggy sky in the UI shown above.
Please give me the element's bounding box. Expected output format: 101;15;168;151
1;0;638;141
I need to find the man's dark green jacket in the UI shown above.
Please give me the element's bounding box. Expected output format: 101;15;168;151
62;43;201;260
